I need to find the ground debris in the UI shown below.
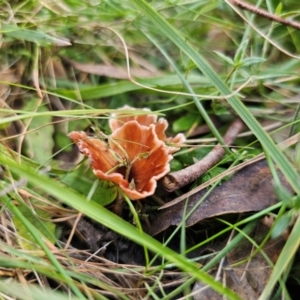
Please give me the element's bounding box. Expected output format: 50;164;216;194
192;222;285;299
149;160;293;235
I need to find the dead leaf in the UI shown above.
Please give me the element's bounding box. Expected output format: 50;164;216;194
0;69;18;99
149;160;294;236
192;222;285;299
63;58;159;79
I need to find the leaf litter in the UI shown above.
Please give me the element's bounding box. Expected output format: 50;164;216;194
1;2;299;298
149;159;294;236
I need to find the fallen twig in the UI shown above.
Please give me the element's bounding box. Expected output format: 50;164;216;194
228;0;300;31
161;119;244;192
159;132;300;210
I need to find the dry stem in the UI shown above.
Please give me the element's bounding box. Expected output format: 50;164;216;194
160;132;300;210
228;0;300;31
162;119;244;192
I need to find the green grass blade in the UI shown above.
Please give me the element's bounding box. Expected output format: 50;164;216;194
2;196;86;299
55;74;210;100
0;156;241;300
130;0;300;194
202;220;258;271
259;214;300;299
0;280;82;300
143;32;230;154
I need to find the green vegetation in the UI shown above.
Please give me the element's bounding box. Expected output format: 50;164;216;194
0;0;299;299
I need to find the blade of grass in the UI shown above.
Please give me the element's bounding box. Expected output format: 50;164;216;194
202;220;258;271
259;213;300;299
130;0;300;194
0;108;162;125
55;74;211;100
0;280;82;300
143;32;231;154
1;194;86;300
0;156;241;300
0;245;130;300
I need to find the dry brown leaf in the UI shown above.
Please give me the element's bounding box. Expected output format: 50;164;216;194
0;69;18;99
149;160;293;236
63;58;159;79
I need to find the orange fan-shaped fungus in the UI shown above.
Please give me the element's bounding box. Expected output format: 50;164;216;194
69;121;172;200
109;106;185;154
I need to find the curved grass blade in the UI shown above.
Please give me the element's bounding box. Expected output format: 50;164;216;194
0;156;241;300
130;0;300;194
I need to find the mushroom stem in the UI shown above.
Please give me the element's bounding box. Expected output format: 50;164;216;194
112;191;124;216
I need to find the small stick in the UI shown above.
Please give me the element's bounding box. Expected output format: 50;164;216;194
162;119;244;192
160;132;300;210
228;0;300;31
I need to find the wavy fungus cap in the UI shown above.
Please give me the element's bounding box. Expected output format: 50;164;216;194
69;120;172;200
109;106;185;154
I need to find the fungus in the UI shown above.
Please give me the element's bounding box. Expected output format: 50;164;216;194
109;106;185;154
69;121;171;200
